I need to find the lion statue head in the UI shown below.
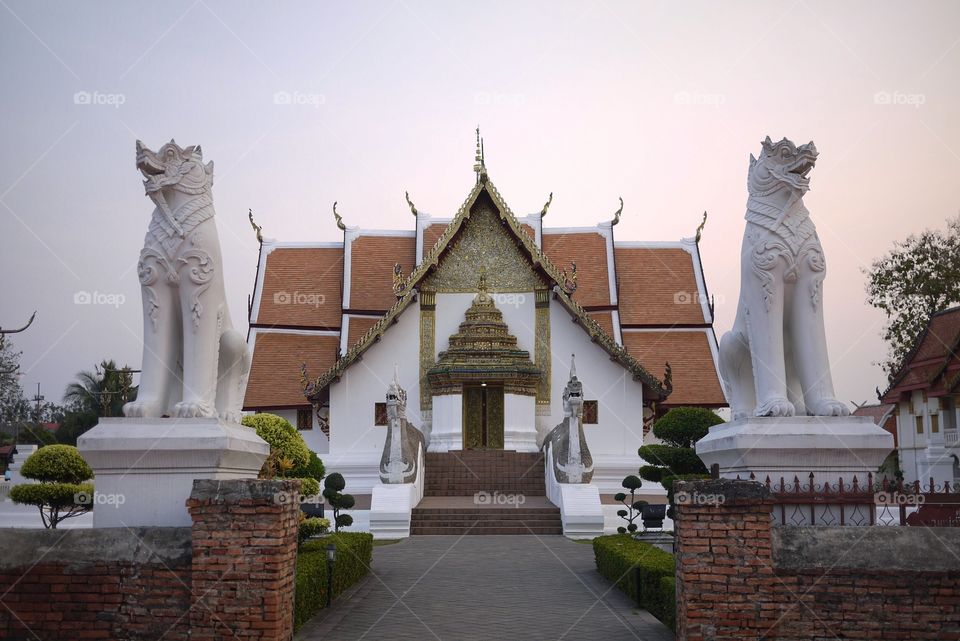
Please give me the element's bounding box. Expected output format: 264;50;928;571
748;136;818;197
136;139;213;197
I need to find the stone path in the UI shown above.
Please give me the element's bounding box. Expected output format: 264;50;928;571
296;535;675;641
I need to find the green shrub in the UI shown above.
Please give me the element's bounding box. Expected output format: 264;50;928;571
242;413;311;470
322;473;355;531
298;517;330;544
651;406;723;447
593;534;676;630
295;532;373;630
292;451;326;484
20;444;93;483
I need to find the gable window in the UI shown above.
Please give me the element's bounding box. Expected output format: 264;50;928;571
297;408;313;431
583;401;599;424
374;403;388;426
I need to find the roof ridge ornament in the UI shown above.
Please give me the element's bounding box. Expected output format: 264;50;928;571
393;262;405;298
540;192;553;218
695;210;707;243
473;126;487;183
333;201;346;231
611;197;623;226
405;191;418;216
248;208;263;244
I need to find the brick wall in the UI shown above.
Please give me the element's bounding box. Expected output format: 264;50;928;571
674;479;960;641
0;478;299;641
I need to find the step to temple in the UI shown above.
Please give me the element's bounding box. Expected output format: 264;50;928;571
423;450;546;497
410;496;563;535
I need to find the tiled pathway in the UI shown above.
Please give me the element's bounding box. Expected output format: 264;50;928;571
296;535;675;641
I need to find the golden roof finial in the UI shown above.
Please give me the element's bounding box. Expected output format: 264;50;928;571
405;191;418;216
473;126;486;182
695;210;708;242
611;197;623;226
540;192;553;218
248;208;263;244
333;201;346;231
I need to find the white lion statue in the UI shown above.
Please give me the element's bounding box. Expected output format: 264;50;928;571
719;137;849;420
123;140;250;422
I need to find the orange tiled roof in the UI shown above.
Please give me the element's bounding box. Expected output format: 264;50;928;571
347;316;379;348
542;231;610;307
349;236;416;311
852;403;897;444
588;310;615;337
244;332;340;408
256;247;343;328
882;307;960;401
622;330;726;406
615;247;706;325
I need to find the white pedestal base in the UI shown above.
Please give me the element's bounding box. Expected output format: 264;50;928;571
78;418;269;527
695;416;894;486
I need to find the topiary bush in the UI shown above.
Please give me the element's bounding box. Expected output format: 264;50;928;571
9;445;94;528
295;532;373;630
593;534;676;630
322;473;355;531
615;475;646;534
242;413;322;497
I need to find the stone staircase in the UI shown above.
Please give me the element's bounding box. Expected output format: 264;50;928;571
411;450;562;535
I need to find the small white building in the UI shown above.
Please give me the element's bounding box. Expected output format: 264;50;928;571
880;307;960;487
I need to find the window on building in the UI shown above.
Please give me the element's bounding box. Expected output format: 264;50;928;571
916;415;925;435
374;403;388;426
583;401;599;424
297;408;313;431
931;414;940;433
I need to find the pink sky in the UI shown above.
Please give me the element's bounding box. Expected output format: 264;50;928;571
1;1;958;409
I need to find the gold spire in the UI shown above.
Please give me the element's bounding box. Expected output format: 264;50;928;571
473;126;486;182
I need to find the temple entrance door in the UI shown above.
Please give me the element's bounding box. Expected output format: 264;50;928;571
462;384;504;449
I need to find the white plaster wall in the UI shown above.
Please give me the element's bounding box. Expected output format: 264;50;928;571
430;393;463;451
504;392;537;452
541;300;647;458
328;306;421;457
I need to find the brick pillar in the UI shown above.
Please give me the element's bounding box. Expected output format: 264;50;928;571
674;479;777;641
187;479;300;641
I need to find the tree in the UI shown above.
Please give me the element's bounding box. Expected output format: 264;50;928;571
63;360;136;418
866;215;960;378
9;445;94;528
0;336;27;424
241;413;321;496
322;473;355;532
638;407;723;507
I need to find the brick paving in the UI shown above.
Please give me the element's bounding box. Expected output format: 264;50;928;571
296;535;675;641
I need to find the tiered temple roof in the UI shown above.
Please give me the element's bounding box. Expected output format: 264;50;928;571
881;306;960;403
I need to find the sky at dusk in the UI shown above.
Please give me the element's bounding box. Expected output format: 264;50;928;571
1;0;959;409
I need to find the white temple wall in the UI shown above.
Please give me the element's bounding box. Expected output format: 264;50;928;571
542;300;647;458
504;393;538;452
328;307;421;455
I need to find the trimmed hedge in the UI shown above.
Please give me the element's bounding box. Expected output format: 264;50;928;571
593;534;676;630
295;531;373;630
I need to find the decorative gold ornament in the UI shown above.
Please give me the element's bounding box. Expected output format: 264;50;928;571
405;191;418;217
611;196;623;226
248;208;263;243
540;192;553;218
333;201;346;231
695;211;708;243
392;262;405;297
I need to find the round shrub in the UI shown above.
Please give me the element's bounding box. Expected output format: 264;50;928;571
242;413;311;469
651;406;723;448
20;445;92;484
292;451;326;484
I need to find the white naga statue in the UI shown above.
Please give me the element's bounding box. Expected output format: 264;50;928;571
718;137;849;420
379;366;424;484
122;140;250;422
544;355;594;483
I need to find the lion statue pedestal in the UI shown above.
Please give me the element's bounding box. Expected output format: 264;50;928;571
78;140;268;527
696;137;892;489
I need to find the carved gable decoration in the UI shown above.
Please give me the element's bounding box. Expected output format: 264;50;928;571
424;197;544;293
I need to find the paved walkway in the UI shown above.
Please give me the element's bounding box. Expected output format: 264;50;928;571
296;535;675;641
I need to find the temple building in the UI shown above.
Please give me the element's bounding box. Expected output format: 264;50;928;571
243;138;726;532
